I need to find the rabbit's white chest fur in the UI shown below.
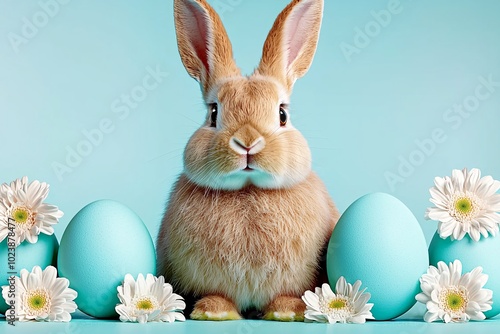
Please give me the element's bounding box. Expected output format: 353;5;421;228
157;173;337;311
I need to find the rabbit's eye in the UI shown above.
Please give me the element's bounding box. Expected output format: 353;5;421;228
210;103;218;127
279;106;288;126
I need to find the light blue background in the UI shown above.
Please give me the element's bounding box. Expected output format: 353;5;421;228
1;0;500;272
2;315;500;334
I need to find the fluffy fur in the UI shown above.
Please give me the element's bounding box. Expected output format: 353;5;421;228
157;0;339;321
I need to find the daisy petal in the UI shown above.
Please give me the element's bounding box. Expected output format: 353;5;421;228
115;273;186;323
0;177;63;247
8;265;77;322
301;278;373;324
416;260;493;324
425;168;500;241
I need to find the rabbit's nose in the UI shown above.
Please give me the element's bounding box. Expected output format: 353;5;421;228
230;136;265;155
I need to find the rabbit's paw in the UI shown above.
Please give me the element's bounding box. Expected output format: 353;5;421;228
190;295;242;321
263;296;306;322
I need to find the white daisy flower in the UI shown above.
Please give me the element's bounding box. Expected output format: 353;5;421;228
0;176;64;246
301;277;374;324
1;266;78;322
115;273;186;323
425;168;500;241
415;260;493;323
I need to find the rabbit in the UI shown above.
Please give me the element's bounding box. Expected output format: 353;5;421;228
156;0;339;321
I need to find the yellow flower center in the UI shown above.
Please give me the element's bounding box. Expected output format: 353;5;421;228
455;198;473;215
136;298;154;311
447;292;465;311
12;207;29;224
25;289;51;315
319;295;354;322
450;193;481;223
439;286;468;315
8;206;37;233
329;299;347;309
131;295;162;314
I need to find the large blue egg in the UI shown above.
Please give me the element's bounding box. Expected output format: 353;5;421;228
327;193;429;320
429;232;500;318
58;200;156;318
0;233;58;314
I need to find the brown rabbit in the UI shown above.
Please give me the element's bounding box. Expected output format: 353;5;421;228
157;0;339;321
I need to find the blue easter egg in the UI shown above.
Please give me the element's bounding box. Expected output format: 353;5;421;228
57;200;156;318
327;193;429;320
0;233;58;314
429;232;500;318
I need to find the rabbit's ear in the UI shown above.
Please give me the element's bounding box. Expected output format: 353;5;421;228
255;0;323;92
174;0;240;95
